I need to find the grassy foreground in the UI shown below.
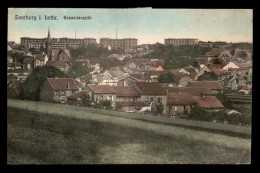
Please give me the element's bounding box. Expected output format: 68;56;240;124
7;99;251;164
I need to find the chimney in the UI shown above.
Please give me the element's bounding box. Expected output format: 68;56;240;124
166;89;168;94
67;81;70;89
201;93;205;98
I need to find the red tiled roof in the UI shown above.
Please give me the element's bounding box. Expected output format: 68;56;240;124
164;87;213;96
134;82;167;95
196;58;207;65
152;60;166;68
23;58;33;64
35;54;47;60
130;74;143;80
67;90;91;100
148;71;169;76
235;63;252;69
192;96;224;109
191;81;223;90
239;85;250;91
47;78;79;90
112;86;140;97
116;101;148;107
167;93;196;106
88;85;117;94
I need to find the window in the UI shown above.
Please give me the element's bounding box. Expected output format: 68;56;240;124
150;97;154;102
157;97;161;104
109;96;112;100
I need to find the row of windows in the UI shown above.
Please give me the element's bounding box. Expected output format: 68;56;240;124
150;97;162;104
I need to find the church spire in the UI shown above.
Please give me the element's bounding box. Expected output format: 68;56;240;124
46;27;52;60
48;27;50;39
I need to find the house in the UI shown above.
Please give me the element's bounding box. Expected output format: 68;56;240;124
7;62;22;70
39;78;79;103
188;81;223;94
67;90;92;106
166;92;196;115
112;86;144;112
183;66;198;80
34;54;48;67
222;62;239;71
51;49;71;61
133;82;167;113
116;102;148;113
46;61;70;73
196;58;208;69
117;75;141;87
112;86;141;102
23;58;34;70
164;87;213;96
87;85;117;107
223;75;239;91
178;76;192;87
192;95;224;111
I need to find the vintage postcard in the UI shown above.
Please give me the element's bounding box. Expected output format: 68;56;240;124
7;8;252;164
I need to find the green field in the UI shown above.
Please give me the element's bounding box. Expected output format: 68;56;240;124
7;99;251;164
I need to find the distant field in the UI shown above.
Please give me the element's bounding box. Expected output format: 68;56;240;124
7;99;251;164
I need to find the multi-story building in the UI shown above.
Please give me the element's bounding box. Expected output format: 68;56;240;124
21;36;97;50
165;38;198;46
100;38;137;50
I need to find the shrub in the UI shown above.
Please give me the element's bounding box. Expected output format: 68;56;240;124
100;100;112;109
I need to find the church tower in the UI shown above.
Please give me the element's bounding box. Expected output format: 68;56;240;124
46;27;53;61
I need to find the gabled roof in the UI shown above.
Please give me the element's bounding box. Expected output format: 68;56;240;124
155;65;164;71
35;54;47;60
112;86;140;97
88;85;117;94
192;96;224;109
23;58;34;64
167;93;196;106
164;87;213;96
196;58;207;65
190;81;223;90
47;78;79;90
147;70;169;76
235;63;252;69
129;74;144;80
67;90;91;100
134;82;167;95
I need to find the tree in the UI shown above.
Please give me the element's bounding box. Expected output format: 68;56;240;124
216;93;234;109
192;60;200;69
100;100;112;109
156;103;164;115
81;95;91;107
157;73;176;83
19;65;66;101
67;62;90;78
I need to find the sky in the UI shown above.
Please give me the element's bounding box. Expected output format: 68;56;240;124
8;8;253;45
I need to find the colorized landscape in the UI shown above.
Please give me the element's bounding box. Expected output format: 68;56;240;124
7;99;251;164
